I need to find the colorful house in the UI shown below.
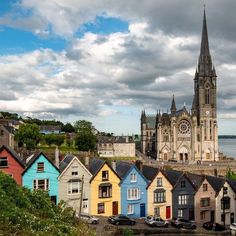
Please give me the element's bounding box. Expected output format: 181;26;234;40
145;168;173;220
89;159;121;216
22;152;60;204
58;154;92;214
116;161;148;218
0;145;25;185
165;170;196;220
187;173;216;224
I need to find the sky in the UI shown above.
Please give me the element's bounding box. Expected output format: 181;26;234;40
0;0;236;135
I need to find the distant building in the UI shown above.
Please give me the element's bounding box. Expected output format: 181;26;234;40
141;10;219;162
97;136;135;157
40;125;62;134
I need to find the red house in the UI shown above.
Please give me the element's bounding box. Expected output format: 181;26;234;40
0;145;25;185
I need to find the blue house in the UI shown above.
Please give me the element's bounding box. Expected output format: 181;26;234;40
22;152;60;204
116;161;148;218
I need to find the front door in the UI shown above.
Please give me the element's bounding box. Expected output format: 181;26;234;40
211;210;215;222
166;206;171;219
112;201;118;215
140;203;145;217
189;208;194;221
231;213;234;224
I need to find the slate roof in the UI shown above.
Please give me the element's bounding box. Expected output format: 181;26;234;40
206;175;225;195
186;173;205;190
116;161;133;179
0;145;25;167
142;165;159;181
3;125;14;133
164;170;183;186
227;179;236;193
88;159;105;175
59;154;74;172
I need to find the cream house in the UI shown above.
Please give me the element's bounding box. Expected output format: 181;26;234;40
58;154;92;214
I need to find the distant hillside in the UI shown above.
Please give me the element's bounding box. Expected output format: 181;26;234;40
0;172;95;236
219;135;236;139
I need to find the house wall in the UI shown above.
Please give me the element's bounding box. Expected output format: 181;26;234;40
172;175;195;220
22;154;60;203
194;179;216;224
147;172;172;220
0;125;14;148
0;148;24;185
58;158;91;214
113;143;135;157
215;182;236;225
120;166;147;218
90;163;120;216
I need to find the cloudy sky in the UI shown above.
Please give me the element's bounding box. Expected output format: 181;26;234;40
0;0;236;135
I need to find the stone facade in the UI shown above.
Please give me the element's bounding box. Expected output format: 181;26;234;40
141;10;218;162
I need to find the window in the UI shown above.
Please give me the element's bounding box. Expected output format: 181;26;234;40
127;204;134;214
154;207;160;217
0;157;8;167
37;162;44;172
33;179;49;191
102;171;109;181
68;180;81;194
178;194;189;205
180;180;186;188
72;171;78;176
157;178;163;187
221;197;230;210
97;203;105;214
178;209;183;218
205;86;210;104
99;185;112;198
82;200;88;209
130;173;137;182
154;191;166;203
127;188;140;200
203;184;208;192
223;187;228;195
200;211;206;220
200;198;210;207
0;130;3;136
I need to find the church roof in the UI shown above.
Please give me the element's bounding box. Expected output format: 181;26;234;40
146;115;156;129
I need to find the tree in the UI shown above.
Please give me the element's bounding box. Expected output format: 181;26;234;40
43;134;65;146
62;123;75;133
15;123;41;150
74;120;97;151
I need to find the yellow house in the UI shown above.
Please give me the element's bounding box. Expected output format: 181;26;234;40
146;169;173;219
89;159;121;216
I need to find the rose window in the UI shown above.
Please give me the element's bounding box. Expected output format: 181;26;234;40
178;120;191;135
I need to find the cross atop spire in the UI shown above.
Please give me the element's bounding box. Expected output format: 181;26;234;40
170;95;176;114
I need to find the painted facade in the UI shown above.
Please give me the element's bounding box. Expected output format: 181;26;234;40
22;152;60;204
147;171;172;220
58;155;92;214
0;145;25;185
119;165;148;218
89;160;121;216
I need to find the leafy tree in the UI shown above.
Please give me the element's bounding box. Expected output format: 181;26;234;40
15;123;41;150
62;123;75;133
74;120;97;151
43;134;65;146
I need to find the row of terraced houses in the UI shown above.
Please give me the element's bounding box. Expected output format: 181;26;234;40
0;144;235;225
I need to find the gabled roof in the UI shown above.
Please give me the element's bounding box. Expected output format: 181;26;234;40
142;165;159;182
116;161;133;179
0;145;25;168
186;173;205;190
22;152;60;175
227;179;236;193
88;159;121;183
206;175;225;196
58;154;92;180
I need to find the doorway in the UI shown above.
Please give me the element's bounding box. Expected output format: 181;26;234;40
140;203;145;217
112;201;118;215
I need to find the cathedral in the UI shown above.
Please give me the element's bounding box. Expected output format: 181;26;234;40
141;10;219;162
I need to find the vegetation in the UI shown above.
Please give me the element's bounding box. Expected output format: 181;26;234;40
0;172;96;236
226;167;236;180
62;123;75;133
42;134;66;146
15;123;41;150
74;120;97;151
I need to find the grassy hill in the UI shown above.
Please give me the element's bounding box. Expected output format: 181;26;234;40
0;172;95;236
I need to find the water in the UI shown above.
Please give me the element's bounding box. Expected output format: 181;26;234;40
219;138;236;158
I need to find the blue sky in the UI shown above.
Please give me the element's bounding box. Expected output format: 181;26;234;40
0;0;236;135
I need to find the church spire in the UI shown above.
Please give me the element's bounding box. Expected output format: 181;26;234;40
170;95;176;114
198;7;213;76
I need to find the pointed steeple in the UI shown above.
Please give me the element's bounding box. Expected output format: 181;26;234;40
141;109;146;122
170;95;176;114
198;7;213;76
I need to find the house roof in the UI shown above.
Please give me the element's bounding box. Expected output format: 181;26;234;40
227;179;236;193
59;153;74;172
116;161;133;179
186;172;205;190
206;175;225;195
142;165;159;181
22;152;60;175
164;169;183;186
0;145;25;168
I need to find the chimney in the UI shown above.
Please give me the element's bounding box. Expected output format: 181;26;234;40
125;136;129;143
55;146;59;168
135;160;143;172
111;161;116;171
85;156;89;167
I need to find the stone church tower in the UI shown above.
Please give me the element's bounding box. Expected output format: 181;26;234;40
141;9;219;162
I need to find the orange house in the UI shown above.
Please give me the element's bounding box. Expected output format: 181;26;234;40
0;145;25;185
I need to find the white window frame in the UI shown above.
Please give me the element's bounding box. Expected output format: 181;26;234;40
37;162;45;172
178;194;188;205
127;188;140;200
33;179;49;191
178;209;183;218
127;204;134;214
0;157;8;167
130;173;137;182
68;181;81;194
157;177;163;187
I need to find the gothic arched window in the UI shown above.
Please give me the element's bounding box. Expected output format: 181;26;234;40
205;84;210;104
